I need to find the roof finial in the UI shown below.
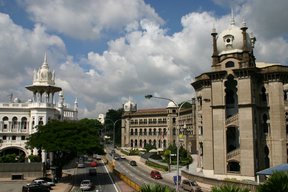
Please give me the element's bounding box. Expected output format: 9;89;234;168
230;8;235;25
43;52;48;67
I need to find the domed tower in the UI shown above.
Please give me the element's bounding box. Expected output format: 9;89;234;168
123;99;137;112
211;16;256;70
26;54;62;104
192;15;288;180
166;101;178;145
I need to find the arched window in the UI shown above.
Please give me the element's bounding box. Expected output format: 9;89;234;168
263;114;268;134
163;140;167;148
153;139;156;147
139;139;142;148
21;117;27;129
227;161;240;172
134;140;138;147
130;139;133;147
153;128;157;135
131;129;134;135
12;117;18;129
2;116;8;129
139;129;142;136
225;61;234;68
135;129;138;136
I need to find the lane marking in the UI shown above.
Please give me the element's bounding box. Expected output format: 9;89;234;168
102;160;120;192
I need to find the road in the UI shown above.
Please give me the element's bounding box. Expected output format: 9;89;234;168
70;159;119;192
105;146;181;191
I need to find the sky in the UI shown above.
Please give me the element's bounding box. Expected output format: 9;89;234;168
0;0;288;119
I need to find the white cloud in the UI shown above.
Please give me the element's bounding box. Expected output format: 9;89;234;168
1;0;288;119
23;0;164;40
0;12;65;100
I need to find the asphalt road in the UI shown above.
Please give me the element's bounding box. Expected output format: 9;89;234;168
0;180;30;192
70;160;119;192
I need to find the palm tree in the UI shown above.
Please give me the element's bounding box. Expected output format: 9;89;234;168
257;171;288;192
140;183;176;192
211;184;250;192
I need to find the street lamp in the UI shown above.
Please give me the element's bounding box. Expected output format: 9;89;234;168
145;95;191;192
105;118;121;150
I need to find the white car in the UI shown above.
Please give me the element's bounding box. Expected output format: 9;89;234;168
80;179;93;191
32;179;51;189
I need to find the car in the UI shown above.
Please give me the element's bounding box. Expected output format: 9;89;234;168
80;179;93;191
95;154;102;160
77;162;85;168
33;177;55;186
90;161;97;167
32;179;52;189
129;160;137;166
181;179;202;192
89;168;97;176
22;183;50;192
150;170;162;179
113;154;120;160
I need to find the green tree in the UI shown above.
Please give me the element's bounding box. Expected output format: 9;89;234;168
144;143;156;152
211;185;250;192
163;144;192;165
140;183;176;192
105;108;123;146
257;171;288;192
26;119;104;168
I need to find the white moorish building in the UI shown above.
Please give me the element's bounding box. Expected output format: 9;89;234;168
0;54;78;161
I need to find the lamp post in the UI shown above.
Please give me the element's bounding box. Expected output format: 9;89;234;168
145;94;190;192
105;118;121;151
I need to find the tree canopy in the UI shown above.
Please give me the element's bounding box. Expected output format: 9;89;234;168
26;118;104;167
105;108;123;146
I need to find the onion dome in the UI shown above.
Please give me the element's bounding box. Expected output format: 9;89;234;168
216;18;252;56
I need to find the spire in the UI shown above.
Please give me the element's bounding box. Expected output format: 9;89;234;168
74;97;78;111
230;8;235;25
43;52;48;68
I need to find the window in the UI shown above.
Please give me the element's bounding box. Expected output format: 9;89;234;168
12;117;17;129
12;136;16;140
153;128;157;135
225;61;234;68
2;136;6;140
21;136;25;140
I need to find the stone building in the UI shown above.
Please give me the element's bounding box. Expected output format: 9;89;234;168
0;54;78;162
121;99;197;154
191;17;288;179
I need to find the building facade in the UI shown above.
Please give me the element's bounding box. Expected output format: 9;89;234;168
0;55;78;161
191;17;288;179
121;99;197;154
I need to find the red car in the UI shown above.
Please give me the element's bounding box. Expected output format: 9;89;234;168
150;170;162;179
90;161;97;167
